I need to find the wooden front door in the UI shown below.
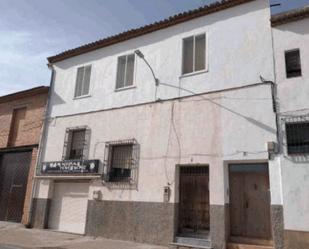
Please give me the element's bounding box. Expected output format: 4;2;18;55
229;164;271;240
0;151;32;222
178;166;209;237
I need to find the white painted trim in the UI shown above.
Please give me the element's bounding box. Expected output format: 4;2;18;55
180;32;208;76
115;53;137;91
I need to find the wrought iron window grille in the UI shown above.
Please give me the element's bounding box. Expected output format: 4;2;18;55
62;126;91;161
283;115;309;156
103;138;139;188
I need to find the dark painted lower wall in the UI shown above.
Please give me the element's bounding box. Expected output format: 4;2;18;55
271;205;284;249
210;204;228;249
284;230;309;249
31;198;50;229
86;200;176;246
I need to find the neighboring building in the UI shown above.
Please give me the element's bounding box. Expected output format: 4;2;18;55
271;6;309;249
0;86;49;225
31;0;288;249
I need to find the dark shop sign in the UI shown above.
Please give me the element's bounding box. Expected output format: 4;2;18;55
41;160;100;175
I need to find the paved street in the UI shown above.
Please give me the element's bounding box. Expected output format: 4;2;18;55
0;222;168;249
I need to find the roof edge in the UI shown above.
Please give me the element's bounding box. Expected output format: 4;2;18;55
0;86;49;104
48;0;255;64
271;6;309;27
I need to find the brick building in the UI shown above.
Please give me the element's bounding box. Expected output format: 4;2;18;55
0;86;49;225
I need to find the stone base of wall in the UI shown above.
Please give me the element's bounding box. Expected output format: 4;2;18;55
210;204;228;249
284;230;309;249
86;200;176;246
31;198;50;229
271;205;284;249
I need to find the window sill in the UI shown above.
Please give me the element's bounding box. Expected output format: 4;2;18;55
102;179;137;189
179;69;208;79
73;94;91;100
35;175;101;180
114;85;136;92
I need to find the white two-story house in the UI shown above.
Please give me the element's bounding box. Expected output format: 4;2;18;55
271;6;309;249
31;0;288;249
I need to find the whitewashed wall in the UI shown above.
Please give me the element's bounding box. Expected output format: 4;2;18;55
39;84;276;206
38;0;279;208
273;18;309;231
49;0;273;117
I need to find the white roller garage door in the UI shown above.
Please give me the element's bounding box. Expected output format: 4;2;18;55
48;182;90;234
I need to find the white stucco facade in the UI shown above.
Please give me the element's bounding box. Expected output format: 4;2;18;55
273;17;309;232
33;0;295;247
37;84;276;205
36;0;277;204
48;0;274;117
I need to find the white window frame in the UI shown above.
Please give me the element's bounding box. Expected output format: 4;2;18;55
181;32;208;77
115;53;137;91
74;65;92;99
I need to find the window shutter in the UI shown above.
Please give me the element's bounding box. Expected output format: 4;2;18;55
111;145;133;169
82;128;91;160
183;36;194;74
62;129;73;160
75;67;84;97
125;54;135;87
116;56;126;89
82;66;91;96
195;34;206;71
285;49;302;78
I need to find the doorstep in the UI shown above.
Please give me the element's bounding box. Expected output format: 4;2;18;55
227;243;274;249
170;236;212;249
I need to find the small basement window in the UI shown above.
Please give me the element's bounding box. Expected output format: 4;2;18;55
285;49;302;78
74;65;92;97
286;122;309;155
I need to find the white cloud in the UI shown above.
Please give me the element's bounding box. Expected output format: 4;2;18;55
0;30;62;96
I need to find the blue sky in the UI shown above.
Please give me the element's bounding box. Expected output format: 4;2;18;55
0;0;308;96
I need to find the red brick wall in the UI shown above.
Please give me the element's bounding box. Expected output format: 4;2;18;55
0;92;48;148
0;90;48;225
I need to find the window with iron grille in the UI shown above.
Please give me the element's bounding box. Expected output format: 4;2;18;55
286;121;309;155
75;65;92;97
182;33;206;75
104;139;139;184
116;54;135;89
62;127;91;160
285;49;302;78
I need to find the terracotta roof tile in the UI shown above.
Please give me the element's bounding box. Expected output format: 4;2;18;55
0;86;49;104
271;6;309;27
48;0;255;63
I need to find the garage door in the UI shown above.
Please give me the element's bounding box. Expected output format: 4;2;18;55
0;151;32;222
48;182;89;234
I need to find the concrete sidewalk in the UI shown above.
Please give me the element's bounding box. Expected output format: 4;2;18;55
0;222;168;249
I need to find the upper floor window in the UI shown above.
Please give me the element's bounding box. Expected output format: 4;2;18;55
116;54;135;89
63;127;91;160
285;49;302;78
74;65;92;97
286;121;309;155
182;33;206;75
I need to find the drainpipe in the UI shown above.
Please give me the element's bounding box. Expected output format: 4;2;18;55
26;63;55;228
269;14;281;152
